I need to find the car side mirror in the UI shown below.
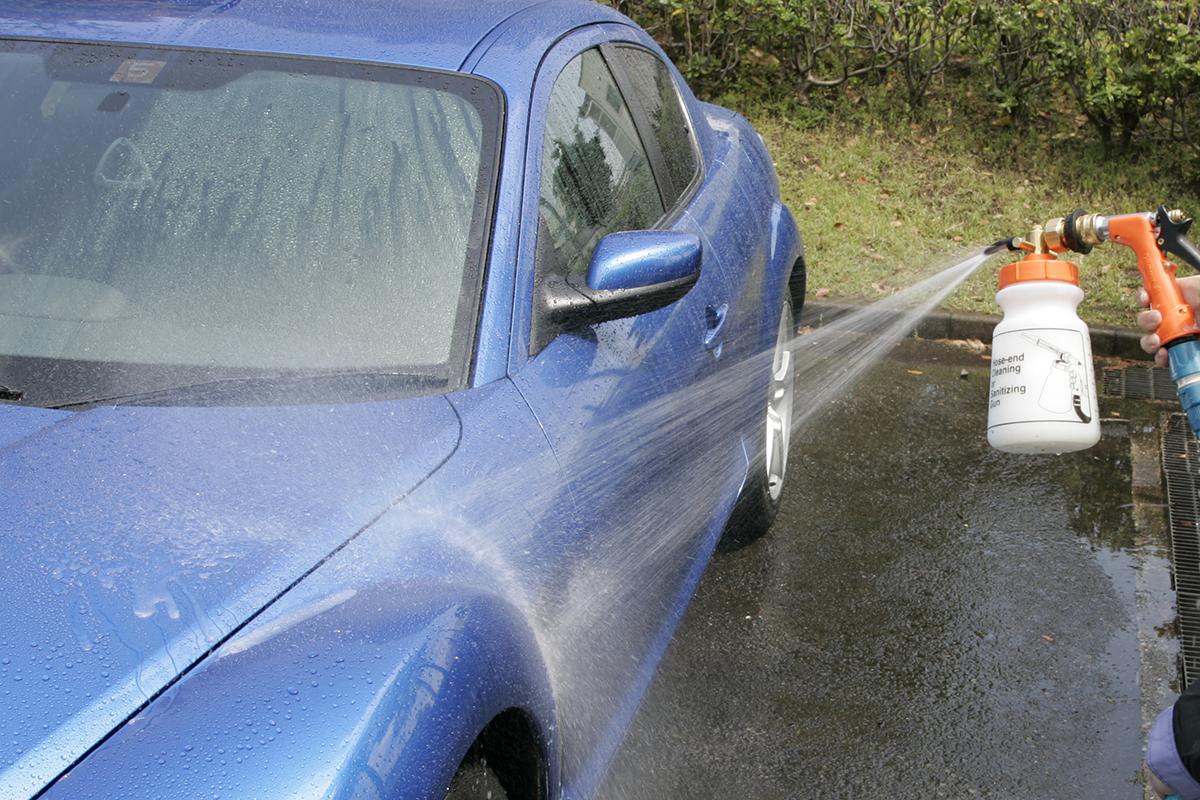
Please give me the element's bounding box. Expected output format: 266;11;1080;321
540;230;702;332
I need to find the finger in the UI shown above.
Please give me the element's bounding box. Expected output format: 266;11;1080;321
1180;275;1200;309
1138;287;1150;307
1138;309;1163;332
1141;332;1161;354
1157;348;1170;368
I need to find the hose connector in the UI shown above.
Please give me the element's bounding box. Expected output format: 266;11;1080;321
1042;209;1109;255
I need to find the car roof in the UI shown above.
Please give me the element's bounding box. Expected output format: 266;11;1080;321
0;0;624;72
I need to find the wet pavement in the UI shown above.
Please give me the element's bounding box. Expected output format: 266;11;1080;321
597;338;1177;800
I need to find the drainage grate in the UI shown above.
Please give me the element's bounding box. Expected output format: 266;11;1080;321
1163;413;1200;685
1103;365;1177;400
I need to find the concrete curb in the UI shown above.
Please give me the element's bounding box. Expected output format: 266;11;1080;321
798;300;1152;361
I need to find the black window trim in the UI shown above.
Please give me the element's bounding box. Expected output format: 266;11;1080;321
0;34;507;394
599;41;705;226
598;43;672;211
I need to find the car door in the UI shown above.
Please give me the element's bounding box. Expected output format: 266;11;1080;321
610;42;777;437
504;37;747;784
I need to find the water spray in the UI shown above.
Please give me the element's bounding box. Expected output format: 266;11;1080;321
986;206;1200;453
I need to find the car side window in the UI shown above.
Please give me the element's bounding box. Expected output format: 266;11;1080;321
538;48;664;287
612;46;701;209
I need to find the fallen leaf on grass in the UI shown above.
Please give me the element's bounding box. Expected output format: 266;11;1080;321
906;369;924;375
815;287;831;298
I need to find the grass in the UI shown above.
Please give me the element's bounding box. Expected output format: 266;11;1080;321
744;91;1200;327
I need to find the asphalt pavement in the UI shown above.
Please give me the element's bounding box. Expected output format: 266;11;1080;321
597;338;1177;800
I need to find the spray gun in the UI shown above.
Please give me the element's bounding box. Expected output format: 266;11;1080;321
986;206;1200;453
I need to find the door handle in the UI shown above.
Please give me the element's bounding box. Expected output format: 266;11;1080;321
704;303;729;355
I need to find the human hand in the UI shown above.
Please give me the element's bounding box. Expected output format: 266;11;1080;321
1137;276;1200;368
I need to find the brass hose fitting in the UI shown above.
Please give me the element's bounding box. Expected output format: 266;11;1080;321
1041;209;1108;255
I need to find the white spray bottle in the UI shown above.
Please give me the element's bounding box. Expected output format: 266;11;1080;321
986;224;1100;454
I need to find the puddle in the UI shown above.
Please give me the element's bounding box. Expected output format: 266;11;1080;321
598;340;1158;800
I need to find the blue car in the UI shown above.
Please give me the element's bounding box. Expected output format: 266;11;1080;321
0;1;804;798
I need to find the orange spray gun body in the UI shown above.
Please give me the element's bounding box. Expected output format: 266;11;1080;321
1105;211;1200;345
991;206;1200;435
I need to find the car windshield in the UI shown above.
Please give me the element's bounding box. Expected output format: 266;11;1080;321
0;40;502;407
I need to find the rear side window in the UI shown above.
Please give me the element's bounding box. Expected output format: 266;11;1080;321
613;46;700;209
538;48;664;286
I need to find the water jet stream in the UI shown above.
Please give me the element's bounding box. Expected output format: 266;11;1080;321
371;248;996;798
789;250;991;435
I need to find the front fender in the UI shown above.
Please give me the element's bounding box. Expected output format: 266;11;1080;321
40;583;558;800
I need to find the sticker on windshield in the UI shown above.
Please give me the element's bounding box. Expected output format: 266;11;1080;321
40;81;69;118
111;59;165;84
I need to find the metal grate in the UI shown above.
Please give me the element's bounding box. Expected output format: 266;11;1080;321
1163;412;1200;685
1103;365;1177;400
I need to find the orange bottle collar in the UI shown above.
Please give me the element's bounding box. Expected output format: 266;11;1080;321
997;254;1080;289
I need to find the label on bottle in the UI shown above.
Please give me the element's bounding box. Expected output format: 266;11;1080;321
987;327;1095;429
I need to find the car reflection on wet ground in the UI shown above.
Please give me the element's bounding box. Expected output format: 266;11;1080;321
598;338;1176;800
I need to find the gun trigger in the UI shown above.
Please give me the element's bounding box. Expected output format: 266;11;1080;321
1158;205;1200;273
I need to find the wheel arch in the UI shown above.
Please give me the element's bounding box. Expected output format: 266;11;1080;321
416;588;561;800
788;252;807;328
28;579;563;800
452;706;550;800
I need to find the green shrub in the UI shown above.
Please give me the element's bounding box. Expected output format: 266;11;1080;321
604;0;1200;175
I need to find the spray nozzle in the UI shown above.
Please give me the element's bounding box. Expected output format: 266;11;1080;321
984;237;1023;256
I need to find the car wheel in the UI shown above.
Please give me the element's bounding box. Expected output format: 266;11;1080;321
721;293;795;549
445;752;509;800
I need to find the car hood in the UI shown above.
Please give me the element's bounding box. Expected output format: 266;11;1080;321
0;397;461;799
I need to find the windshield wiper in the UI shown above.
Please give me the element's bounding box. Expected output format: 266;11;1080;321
0;383;24;402
45;370;448;410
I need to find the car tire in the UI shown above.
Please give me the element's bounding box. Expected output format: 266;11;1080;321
720;292;796;550
445;751;509;800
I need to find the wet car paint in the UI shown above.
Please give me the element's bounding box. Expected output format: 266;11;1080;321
0;398;461;798
0;1;802;798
